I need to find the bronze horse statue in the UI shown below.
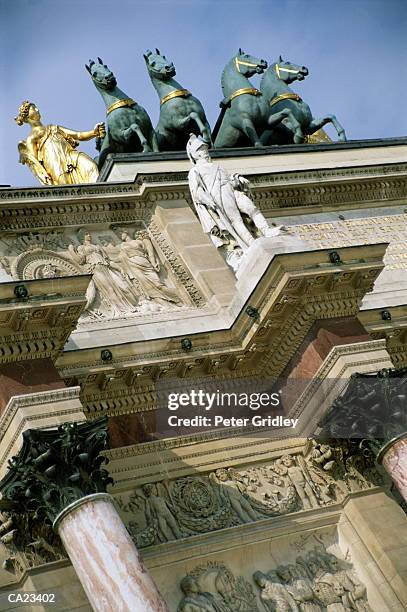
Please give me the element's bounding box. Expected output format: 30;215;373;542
86;57;158;168
213;49;268;148
144;48;212;150
260;56;347;144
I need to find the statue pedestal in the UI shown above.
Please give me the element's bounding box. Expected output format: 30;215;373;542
235;234;311;292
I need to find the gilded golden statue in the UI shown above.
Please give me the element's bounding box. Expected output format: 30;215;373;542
15;101;105;185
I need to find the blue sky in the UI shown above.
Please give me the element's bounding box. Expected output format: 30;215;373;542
1;0;406;187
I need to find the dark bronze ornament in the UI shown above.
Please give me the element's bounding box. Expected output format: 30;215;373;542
101;349;113;362
328;251;341;264
318;367;407;457
381;310;392;321
181;338;193;351
14;284;29;299
0;416;112;524
245;305;260;320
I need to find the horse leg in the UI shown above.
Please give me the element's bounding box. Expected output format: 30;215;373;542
151;131;160;152
308;115;347;141
122;123;151;152
186;112;212;145
214;122;241;148
267;109;292;129
97;136;112;170
276;110;305;144
240;113;263;147
204;120;213;147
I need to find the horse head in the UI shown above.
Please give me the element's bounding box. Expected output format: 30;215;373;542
143;48;176;80
233;48;268;77
85;57;117;90
273;56;309;83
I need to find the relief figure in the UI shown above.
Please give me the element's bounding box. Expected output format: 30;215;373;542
308;557;347;612
209;469;261;523
327;557;371;612
177;576;226;612
68;232;139;318
142;483;183;542
253;570;299;611
107;231;182;311
277;455;319;510
275;565;321;612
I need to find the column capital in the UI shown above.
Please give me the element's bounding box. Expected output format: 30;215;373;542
0;416;112;524
318;367;407;458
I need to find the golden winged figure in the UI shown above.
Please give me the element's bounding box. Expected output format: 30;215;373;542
15;101;105;185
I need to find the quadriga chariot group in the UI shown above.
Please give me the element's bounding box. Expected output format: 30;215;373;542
15;49;346;186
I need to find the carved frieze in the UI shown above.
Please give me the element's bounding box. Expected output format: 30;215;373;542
177;543;371;611
178;562;259;611
0;225;200;324
253;544;371;612
294;215;407;264
117;445;384;548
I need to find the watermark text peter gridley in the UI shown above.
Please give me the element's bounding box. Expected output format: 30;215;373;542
166;390;298;429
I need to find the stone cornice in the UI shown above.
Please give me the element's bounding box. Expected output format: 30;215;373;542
104;342;392;486
56;244;387;414
106;437;306;489
0;277;90;363
106;431;302;466
1;162;407;231
358;305;407;368
0;386;81;440
98;136;407;180
253;170;407;214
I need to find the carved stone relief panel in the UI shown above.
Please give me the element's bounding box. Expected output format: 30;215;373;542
0;510;66;576
116;442;385;548
0;225;203;324
176;533;372;612
178;561;259;611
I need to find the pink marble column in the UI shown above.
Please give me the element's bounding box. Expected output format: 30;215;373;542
378;434;407;502
53;493;168;612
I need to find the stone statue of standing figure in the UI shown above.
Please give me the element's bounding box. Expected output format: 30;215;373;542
187;134;287;272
